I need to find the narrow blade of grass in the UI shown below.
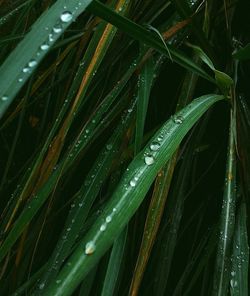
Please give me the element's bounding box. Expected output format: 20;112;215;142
129;156;177;296
0;0;94;119
230;201;249;295
35;97;136;292
101;228;127;296
42;94;225;296
87;0;215;83
135;55;155;154
212;110;237;295
0;52;142;263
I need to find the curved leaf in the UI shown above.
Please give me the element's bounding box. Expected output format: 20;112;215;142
43;94;225;296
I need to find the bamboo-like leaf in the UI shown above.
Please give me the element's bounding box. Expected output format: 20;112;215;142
101;228;127;296
0;52;142;263
187;43;233;94
35;97;136;292
135;55;155;154
230;201;249;296
129;156;177;296
212;110;237;295
42;94;225;296
0;0;94;119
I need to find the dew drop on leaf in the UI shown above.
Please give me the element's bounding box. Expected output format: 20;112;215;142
173;115;184;124
53;24;63;33
1;96;8;101
129;179;136;187
144;155;154;165
150;142;160;151
60;11;73;23
106;144;112;150
28;59;37;67
100;224;106;232
22;67;30;73
39;283;45;290
85;241;96;255
40;44;49;51
106;216;112;223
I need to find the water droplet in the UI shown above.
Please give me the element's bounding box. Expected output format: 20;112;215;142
230;279;238;288
150;142;160;151
1;95;8;101
173;115;184;124
100;224;106;231
106;216;112;223
60;11;73;23
22;67;30;73
53;24;63;33
56;279;61;284
130;179;136;187
28;59;37;67
49;33;54;42
40;44;49;50
85;241;96;255
39;283;45;290
157;135;163;141
18;78;23;82
112;208;117;212
144;155;154;165
106;144;112;150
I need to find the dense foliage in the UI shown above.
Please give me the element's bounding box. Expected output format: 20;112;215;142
0;0;249;295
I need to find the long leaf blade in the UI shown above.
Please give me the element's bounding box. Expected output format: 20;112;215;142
43;94;225;296
0;0;93;119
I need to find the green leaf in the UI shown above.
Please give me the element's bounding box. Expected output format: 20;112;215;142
187;43;233;94
43;94;225;296
35;97;135;291
87;0;214;83
212;111;237;296
0;0;93;119
101;228;127;296
135;55;155;154
230;201;249;296
233;43;250;60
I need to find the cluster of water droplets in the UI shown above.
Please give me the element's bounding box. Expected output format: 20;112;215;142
84;208;117;255
172;114;184;124
0;10;75;104
230;270;238;288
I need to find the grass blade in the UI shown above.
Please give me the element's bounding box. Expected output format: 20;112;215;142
212;110;237;295
129;156;177;296
101;228;127;296
87;0;215;83
230;201;249;295
35;97;136;292
0;0;93;119
135;55;155;153
42;94;225;296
